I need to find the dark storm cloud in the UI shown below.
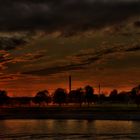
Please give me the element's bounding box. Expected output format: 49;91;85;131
0;37;27;51
125;45;140;52
78;44;140;64
0;75;14;80
22;43;140;76
22;63;86;76
0;0;140;31
0;56;12;63
24;51;46;61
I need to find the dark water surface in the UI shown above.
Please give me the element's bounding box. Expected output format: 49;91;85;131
0;120;140;140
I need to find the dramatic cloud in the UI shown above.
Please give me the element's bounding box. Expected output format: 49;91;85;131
0;36;27;51
22;42;140;76
0;1;140;95
23;63;86;76
0;0;140;32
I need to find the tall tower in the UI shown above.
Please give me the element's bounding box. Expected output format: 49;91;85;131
99;84;101;95
69;75;72;92
99;84;101;104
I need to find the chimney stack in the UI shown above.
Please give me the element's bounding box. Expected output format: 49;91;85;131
69;75;72;92
99;84;101;95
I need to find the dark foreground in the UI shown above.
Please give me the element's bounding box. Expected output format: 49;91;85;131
1;105;140;120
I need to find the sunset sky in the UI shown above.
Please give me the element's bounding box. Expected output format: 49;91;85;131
0;0;140;96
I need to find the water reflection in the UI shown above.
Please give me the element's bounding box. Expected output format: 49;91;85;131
0;120;139;140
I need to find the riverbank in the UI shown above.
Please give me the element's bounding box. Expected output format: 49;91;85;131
0;105;140;120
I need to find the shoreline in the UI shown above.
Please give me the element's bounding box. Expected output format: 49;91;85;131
1;113;140;120
1;106;140;120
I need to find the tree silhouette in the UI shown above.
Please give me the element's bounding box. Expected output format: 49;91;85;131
53;88;67;106
99;94;106;104
33;90;50;106
0;90;9;106
109;89;118;102
68;90;77;103
130;85;140;104
131;87;137;99
135;95;140;107
130;85;140;100
75;88;84;107
85;85;94;107
117;92;130;103
16;97;32;106
1;84;140;107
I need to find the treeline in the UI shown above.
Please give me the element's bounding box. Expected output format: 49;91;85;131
0;85;140;107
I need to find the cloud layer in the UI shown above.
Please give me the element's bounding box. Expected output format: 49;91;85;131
0;0;140;31
0;1;140;95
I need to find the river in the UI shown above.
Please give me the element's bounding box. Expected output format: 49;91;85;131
0;120;140;140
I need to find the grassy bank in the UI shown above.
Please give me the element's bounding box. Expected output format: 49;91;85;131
0;104;140;120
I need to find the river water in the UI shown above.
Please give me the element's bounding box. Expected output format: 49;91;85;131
0;120;140;140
